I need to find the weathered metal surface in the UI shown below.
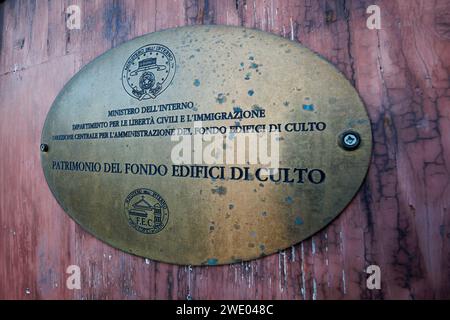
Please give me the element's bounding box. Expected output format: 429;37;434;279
1;0;449;299
40;26;371;265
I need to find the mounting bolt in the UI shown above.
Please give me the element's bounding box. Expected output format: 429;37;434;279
40;143;49;152
340;130;361;151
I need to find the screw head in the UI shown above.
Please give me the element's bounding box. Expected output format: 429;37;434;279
340;130;361;151
40;143;48;152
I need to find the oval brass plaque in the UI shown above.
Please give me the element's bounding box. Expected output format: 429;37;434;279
41;26;372;265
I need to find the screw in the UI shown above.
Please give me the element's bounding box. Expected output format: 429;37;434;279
40;143;48;152
340;130;361;151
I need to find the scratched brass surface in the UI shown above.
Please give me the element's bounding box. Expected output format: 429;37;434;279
41;25;372;265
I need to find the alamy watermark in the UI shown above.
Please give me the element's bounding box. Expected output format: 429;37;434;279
66;5;81;30
66;265;81;290
366;5;381;30
170;120;280;173
366;264;381;290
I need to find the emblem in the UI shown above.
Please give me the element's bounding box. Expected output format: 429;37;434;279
124;188;169;234
122;44;176;100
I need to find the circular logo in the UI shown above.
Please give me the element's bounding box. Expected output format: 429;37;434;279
124;188;169;234
122;44;176;100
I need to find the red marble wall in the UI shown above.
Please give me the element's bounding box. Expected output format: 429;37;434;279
0;0;449;299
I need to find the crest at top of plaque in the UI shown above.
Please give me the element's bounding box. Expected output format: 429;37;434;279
41;25;372;265
121;44;176;100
